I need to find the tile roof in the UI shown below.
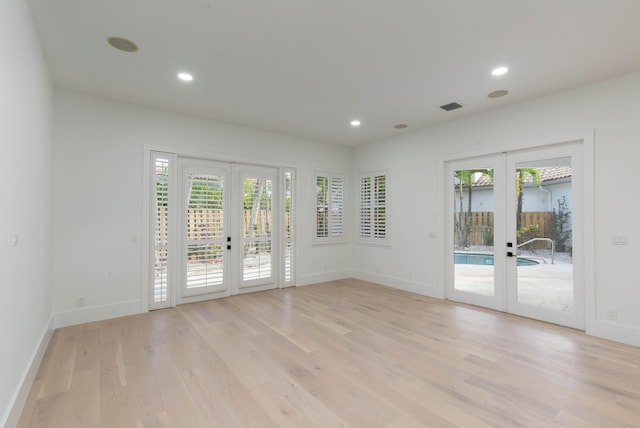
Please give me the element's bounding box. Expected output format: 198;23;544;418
471;166;572;187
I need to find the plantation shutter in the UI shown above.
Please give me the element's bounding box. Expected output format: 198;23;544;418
184;172;226;291
359;172;387;242
330;177;344;237
284;169;295;285
359;176;372;238
374;174;386;238
315;172;344;241
316;176;329;238
152;154;170;308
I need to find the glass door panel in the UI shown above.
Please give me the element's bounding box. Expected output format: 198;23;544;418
181;161;230;298
453;168;496;295
507;148;581;328
448;155;505;311
447;144;583;329
237;165;279;292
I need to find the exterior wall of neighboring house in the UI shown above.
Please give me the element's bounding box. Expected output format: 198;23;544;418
456;179;572;213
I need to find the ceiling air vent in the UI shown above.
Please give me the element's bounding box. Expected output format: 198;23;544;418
440;102;463;111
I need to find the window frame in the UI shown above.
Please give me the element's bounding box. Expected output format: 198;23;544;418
357;170;388;245
314;171;345;243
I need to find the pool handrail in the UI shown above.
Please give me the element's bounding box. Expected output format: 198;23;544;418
516;238;555;264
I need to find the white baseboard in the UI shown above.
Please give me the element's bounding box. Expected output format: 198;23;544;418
297;270;353;286
3;315;54;428
352;270;444;299
591;319;640;347
54;299;142;329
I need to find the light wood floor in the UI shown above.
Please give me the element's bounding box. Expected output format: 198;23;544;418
18;279;640;427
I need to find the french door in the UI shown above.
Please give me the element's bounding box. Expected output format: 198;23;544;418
181;160;231;299
446;143;585;329
235;164;279;294
150;153;292;309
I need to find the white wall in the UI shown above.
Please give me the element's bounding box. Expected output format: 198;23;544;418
353;71;640;346
52;90;353;325
0;0;53;425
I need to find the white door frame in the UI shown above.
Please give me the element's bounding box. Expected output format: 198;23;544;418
505;143;585;329
445;153;506;312
233;163;280;295
440;133;594;331
178;157;232;304
142;145;297;311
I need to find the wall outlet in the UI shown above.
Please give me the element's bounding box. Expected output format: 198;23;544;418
606;308;618;321
76;296;85;308
612;235;628;246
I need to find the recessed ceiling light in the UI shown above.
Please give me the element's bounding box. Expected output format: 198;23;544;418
488;89;509;98
178;72;194;82
394;124;408;129
107;36;138;53
491;66;509;76
350;120;361;127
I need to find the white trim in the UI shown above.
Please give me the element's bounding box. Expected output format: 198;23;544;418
582;131;596;336
593;320;640;347
353;271;442;298
439;131;593;163
353;241;392;248
144;143;297;169
2;316;54;428
140;146;151;313
53;300;141;329
297;270;353;286
311;240;350;247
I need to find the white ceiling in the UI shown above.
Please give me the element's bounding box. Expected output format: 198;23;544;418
27;0;640;146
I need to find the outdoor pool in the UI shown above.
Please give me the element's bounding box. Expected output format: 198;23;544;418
454;252;540;266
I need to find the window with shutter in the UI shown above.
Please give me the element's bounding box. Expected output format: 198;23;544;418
359;172;387;243
315;172;344;241
284;169;295;285
185;172;226;291
152;155;170;308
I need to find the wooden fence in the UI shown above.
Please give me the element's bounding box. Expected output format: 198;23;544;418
155;207;288;239
454;211;554;248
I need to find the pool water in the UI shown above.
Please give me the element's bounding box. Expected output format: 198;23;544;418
454;252;539;266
